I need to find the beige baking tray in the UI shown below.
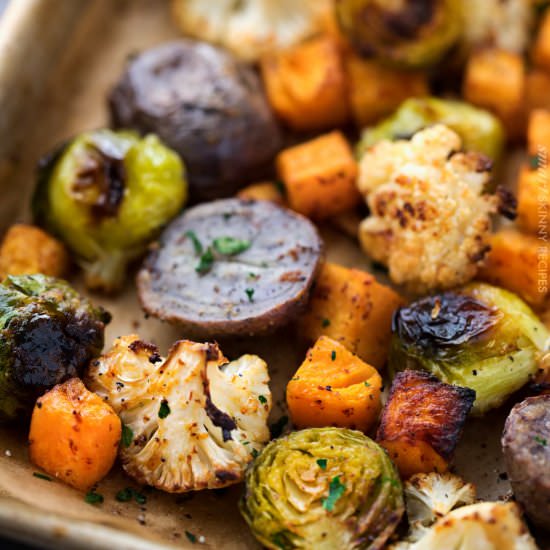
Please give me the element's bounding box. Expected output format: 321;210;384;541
0;0;546;548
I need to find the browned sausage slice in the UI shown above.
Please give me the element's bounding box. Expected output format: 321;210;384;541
502;394;550;529
137;199;323;337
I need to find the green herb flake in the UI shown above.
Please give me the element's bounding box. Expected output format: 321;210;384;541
529;154;541;170
316;459;327;470
122;424;134;448
380;475;400;488
258;395;267;404
185;230;203;255
251;448;259;458
33;472;53;482
321;318;331;328
134;491;147;505
331;350;336;361
195;247;214;274
275;180;286;196
85;491;104;505
534;435;548;447
322;476;346;512
245;288;255;302
213;237;251;256
272;532;289;549
185;530;198;544
158;400;171;419
115;487;134;502
364;381;371;387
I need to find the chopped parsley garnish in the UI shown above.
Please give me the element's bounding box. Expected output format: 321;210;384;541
85;491;104;505
185;231;203;255
195;247;214;274
316;458;327;470
122;424;134;448
185;530;197;543
213;237;251;256
245;288;255;302
33;472;52;482
529;154;541;170
364;381;371;387
275;180;286;196
534;435;548;447
322;476;345;512
321;318;331;328
115;487;147;505
380;475;400;488
251;448;259;458
331;350;336;361
258;395;267;404
271;532;288;549
158;400;171;419
134;491;147;505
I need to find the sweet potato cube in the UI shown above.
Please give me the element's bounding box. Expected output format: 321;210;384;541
516;164;550;235
377;370;475;479
299;262;404;369
236;181;286;206
260;35;349;131
533;11;550;71
287;336;382;432
344;52;429;127
0;224;69;280
527;109;550;157
478;229;550;308
276;131;360;219
526;69;550;113
29;378;121;491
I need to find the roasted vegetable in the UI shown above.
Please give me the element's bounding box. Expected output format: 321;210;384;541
344;52;429;128
0;224;69;280
526;68;550;112
240;427;404;550
336;0;462;68
377;370;475;478
109;40;281;202
29;378;121;491
87;335;271;492
171;0;334;62
236;182;286;206
299;262;404;369
276;131;360;220
478;229;549;308
392;502;537;550
358;125;509;294
533;9;550;70
286;336;382;432
527;108;550;156
389;283;549;415
0;274;109;421
260;35;349;131
33;129;186;293
516;165;550;237
502;395;550;530
356;97;505;161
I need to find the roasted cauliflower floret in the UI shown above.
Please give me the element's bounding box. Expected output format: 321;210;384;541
358;124;509;294
87;335;272;492
392;502;537;550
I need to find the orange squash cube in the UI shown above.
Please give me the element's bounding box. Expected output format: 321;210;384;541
526;69;550;113
533;10;550;71
527;109;550;157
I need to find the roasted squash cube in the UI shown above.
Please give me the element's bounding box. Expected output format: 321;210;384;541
344;52;429;127
478;228;550;308
287;336;382;432
516;164;550;235
533;10;550;71
236;181;286;206
276;131;360;219
526;69;550;113
527;109;550;157
0;224;69;280
299;262;404;368
377;370;475;479
260;35;349;131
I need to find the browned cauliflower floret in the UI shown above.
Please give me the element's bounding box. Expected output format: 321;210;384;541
87;335;271;493
357;124;507;294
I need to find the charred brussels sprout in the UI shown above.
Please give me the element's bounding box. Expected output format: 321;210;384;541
389;283;549;415
240;427;404;550
356;97;505;161
336;0;462;68
0;274;110;420
33;129;187;292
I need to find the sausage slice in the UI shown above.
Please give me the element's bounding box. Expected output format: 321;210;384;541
137;199;323;336
502;395;550;529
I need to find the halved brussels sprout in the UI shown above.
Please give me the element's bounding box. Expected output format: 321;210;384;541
33;129;187;292
389;282;549;415
356;97;505;161
336;0;462;68
240;427;404;550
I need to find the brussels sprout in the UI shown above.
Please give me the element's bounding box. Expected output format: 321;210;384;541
336;0;462;68
240;427;404;550
389;283;549;415
33;129;187;292
356;97;505;161
0;274;110;420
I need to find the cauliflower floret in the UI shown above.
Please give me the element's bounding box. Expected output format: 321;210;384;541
87;335;271;492
358;124;503;294
404;473;476;541
392;502;538;550
171;0;333;62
